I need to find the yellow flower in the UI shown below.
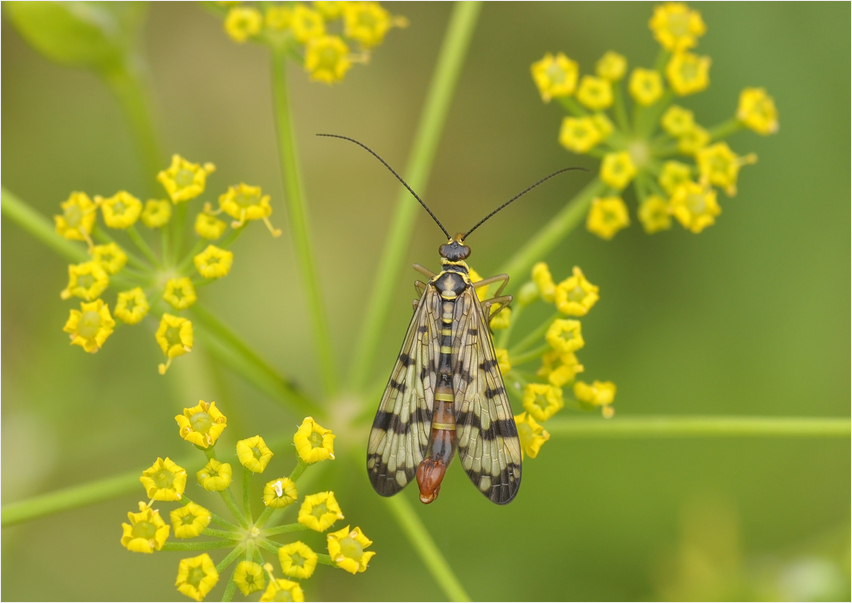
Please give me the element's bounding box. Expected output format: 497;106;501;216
90;242;127;274
696;142;757;196
327;526;375;574
554;266;599;317
140;457;187;502
305;35;352;84
98;191;142;229
628;68;663;106
54;192;96;243
298;491;344;532
194;213;228;240
660;105;695;137
576;75;613;110
141;199;172;228
736;87;779;135
163;277;197;310
260;579;304;603
670;181;721;233
495;348;511;376
114;287;150;325
649;2;706;51
537;350;585;388
545;318;584;354
294;417;336;463
278;541;318;579
264;5;291;31
196;458;232;492
156;313;193;374
233;561;266;596
157;155;216;204
121;501;170;553
218;183;280;234
290;4;325;43
343;1;392;48
531;52;579;102
658;160;693;195
60;261;109;301
514;412;550;459
175;554;219;602
490;305;511;330
666;51;711;96
586;196;630;240
263;477;298;509
224;6;262;43
531;262;556;302
595;51;627;81
313;2;344;20
677;124;710;156
194;245;234;279
522;383;564;423
63;299;115;353
237;435;274;473
600;151;637;190
591;112;615;141
176;400;227;448
559;116;602;154
638;195;672;234
574;380;617;417
170;502;212;539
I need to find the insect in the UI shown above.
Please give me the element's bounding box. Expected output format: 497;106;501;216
320;134;578;504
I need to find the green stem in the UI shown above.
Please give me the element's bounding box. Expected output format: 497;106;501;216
510;343;551;367
262;523;312;536
498;178;608;291
509;311;559;356
242;467;253;523
220;487;249;529
1;187;89;263
271;48;338;397
216;544;247;573
557;95;589;117
162;539;237;551
545;416;851;438
384;496;470;602
611;82;630;133
221;571;238;603
346;1;484;393
708;117;744;142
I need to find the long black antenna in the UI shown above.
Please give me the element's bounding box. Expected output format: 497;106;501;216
463;167;587;239
317;134;450;239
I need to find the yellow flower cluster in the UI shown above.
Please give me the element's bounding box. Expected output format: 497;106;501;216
54;154;278;374
531;2;776;239
122;407;374;600
221;1;407;84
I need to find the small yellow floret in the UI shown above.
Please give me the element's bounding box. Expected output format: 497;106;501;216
638;195;672;234
290;4;326;43
600;151;637;190
531;262;555;303
677;124;710;156
586;196;630;240
660;105;695;136
196;458;232;492
260;578;304;603
54;192;96;244
63;299;115;353
658;160;693;195
595;51;627;81
327;525;375;574
60;261;109;301
531;52;579;102
490;305;511;330
343;1;393;48
157;155;216;204
218;183;280;235
514;412;550;459
545;319;585;354
114;287;150;325
628;68;664;106
555;266;599;317
121;501;170;553
313;2;345;20
194;245;234;279
537;350;584;388
573;379;617;417
696;142;757;196
236;435;274;473
156;314;193;374
170;502;212;539
264;6;291;31
224;6;262;43
176;400;227;448
98;191;142;229
305;35;352;84
298;491;344;532
140;457;187;502
294;416;336;463
175;554;219;602
559;116;602;154
495;348;511;376
669;181;721;233
263;477;298;509
522;383;564;422
649;2;706;51
234;561;266;596
737;87;779;135
278;541;318;579
141;199;172;228
576;75;613;110
163;277;197;310
195;213;228;240
666;51;711;96
90;242;127;274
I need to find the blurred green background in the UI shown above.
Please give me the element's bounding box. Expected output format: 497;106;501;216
2;2;849;601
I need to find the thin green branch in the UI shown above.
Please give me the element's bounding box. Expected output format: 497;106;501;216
498;177;608;291
347;1;484;393
545;416;851;438
384;496;470;602
1;187;89;263
271;49;338;397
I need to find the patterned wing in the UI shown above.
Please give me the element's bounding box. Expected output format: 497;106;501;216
453;288;522;504
366;286;441;496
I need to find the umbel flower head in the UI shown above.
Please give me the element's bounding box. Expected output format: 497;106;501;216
531;2;777;238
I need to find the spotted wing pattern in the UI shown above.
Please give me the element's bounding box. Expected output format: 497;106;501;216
366;287;440;496
453;289;522;504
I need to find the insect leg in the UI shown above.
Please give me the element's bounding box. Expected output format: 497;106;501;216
472;273;509;298
413;264;436;279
